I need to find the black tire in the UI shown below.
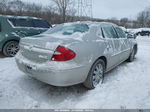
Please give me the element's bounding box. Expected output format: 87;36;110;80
127;47;136;62
83;59;105;89
3;41;19;57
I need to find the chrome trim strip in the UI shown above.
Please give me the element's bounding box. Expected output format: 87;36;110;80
111;48;130;57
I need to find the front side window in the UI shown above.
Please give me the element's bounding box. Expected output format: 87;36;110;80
115;27;126;38
46;24;89;35
102;26;118;38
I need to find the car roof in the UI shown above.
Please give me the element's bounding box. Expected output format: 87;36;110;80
0;15;42;20
63;21;118;27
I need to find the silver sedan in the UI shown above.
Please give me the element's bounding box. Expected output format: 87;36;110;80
15;22;138;89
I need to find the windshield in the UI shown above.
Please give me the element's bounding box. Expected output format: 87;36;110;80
46;23;89;35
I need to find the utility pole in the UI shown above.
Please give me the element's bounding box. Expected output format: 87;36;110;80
77;0;93;20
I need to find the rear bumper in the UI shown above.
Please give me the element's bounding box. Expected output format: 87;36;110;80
15;52;89;86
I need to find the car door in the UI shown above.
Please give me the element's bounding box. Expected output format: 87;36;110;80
114;27;131;61
101;25;121;68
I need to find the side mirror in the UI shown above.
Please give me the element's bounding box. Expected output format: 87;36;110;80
127;33;136;39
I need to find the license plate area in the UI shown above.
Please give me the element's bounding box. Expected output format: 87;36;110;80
26;65;32;70
25;64;36;74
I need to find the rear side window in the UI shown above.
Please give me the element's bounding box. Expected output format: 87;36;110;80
102;26;118;38
115;27;126;38
8;18;34;27
33;19;51;28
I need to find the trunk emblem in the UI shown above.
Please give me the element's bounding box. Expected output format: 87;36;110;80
38;55;48;59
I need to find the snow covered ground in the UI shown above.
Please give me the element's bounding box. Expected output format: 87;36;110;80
0;36;150;109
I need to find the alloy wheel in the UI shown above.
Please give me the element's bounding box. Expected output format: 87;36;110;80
6;42;19;57
92;63;104;87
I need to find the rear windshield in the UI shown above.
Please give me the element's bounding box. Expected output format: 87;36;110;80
8;18;51;28
46;24;89;35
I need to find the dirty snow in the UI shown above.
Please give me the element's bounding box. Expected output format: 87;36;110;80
0;36;150;109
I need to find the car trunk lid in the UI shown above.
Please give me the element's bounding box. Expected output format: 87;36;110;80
19;33;81;63
19;35;63;63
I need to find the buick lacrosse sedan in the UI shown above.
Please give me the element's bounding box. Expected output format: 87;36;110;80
15;22;138;89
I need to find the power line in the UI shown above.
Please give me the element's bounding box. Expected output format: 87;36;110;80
77;0;93;19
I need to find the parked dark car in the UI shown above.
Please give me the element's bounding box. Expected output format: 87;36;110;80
0;15;51;57
136;30;150;36
126;31;137;39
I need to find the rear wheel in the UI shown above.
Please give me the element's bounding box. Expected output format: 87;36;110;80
3;41;19;57
83;59;105;89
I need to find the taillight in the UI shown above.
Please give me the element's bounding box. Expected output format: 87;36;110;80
51;46;76;61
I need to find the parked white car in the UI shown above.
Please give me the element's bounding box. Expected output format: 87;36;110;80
15;21;138;89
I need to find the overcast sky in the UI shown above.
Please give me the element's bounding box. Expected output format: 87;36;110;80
21;0;150;20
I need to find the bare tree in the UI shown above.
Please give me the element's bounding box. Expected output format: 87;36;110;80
24;3;43;16
137;11;145;27
7;0;25;15
120;18;129;28
0;0;8;14
109;17;120;25
137;6;150;28
51;0;73;22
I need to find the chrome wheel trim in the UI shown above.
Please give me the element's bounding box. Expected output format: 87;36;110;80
6;42;19;57
92;63;104;87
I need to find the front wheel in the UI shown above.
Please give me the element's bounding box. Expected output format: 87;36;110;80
83;59;105;89
127;47;136;62
3;41;19;57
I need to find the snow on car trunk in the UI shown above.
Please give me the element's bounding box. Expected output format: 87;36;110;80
20;34;63;51
19;35;64;63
